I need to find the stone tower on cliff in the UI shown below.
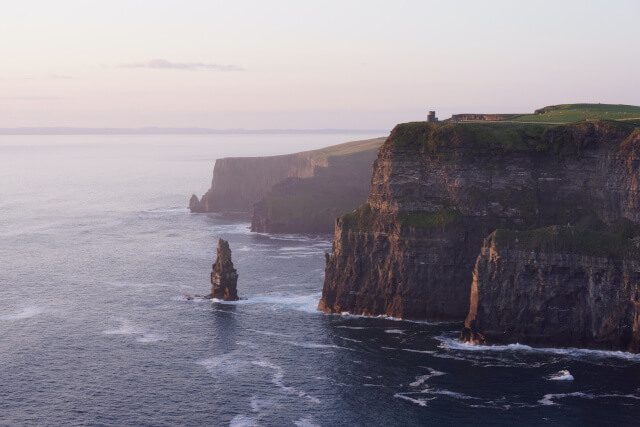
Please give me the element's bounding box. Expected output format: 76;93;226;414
209;239;239;301
427;111;438;122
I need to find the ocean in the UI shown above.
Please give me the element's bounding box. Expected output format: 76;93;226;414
1;134;640;426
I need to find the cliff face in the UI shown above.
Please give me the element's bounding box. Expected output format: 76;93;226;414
462;227;640;352
190;153;327;212
189;138;385;233
320;121;640;322
319;212;486;320
250;147;380;234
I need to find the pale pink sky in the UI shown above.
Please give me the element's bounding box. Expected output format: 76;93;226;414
1;0;639;129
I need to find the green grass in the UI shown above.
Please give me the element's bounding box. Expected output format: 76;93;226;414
341;203;375;231
312;137;386;157
386;120;639;159
491;221;640;258
398;208;462;228
511;103;640;123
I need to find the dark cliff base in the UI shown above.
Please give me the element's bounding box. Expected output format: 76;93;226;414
320;118;640;350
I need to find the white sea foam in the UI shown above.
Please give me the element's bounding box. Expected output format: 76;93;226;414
198;353;319;404
251;360;320;404
426;388;477;400
293;417;320;427
229;414;260;427
0;305;56;321
285;341;349;351
385;329;404;334
548;370;574;381
214;293;321;314
136;332;167;343
394;393;435;406
409;368;446;387
402;348;436;354
438;336;640;362
538;391;640;406
250;396;272;413
103;318;166;343
340;337;363;343
334;326;370;330
197;353;250;376
332;311;438;325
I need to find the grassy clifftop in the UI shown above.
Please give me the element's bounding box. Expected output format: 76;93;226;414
489;219;640;259
386;120;639;157
512;103;640;123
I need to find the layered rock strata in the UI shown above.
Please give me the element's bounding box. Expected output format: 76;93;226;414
320;121;640;325
461;227;640;352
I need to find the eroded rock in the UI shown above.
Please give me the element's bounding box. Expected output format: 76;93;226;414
207;239;239;301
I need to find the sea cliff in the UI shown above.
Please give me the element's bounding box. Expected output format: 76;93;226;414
462;226;640;352
189;152;326;213
320;120;640;345
190;137;384;233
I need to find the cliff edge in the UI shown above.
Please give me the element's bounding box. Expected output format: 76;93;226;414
320;120;640;328
189;137;384;214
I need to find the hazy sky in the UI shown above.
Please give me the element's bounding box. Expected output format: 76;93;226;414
1;0;639;129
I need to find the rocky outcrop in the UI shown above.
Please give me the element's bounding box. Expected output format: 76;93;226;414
461;227;640;352
320;121;640;323
208;239;239;301
250;145;381;234
189;137;384;214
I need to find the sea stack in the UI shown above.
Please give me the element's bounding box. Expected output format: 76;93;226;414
208;239;239;301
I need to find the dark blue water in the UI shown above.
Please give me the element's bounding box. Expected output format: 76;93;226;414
2;135;640;426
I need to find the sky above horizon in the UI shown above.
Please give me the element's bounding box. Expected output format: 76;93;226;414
1;0;639;129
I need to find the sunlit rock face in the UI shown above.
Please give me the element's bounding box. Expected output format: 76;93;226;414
320;121;640;328
209;239;239;301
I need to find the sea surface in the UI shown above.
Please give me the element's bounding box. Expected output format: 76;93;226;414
1;134;640;426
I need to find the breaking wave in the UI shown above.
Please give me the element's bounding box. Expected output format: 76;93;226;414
437;336;640;362
539;391;640;406
213;293;321;313
548;370;574;381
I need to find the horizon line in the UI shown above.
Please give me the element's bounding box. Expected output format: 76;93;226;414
0;127;389;136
